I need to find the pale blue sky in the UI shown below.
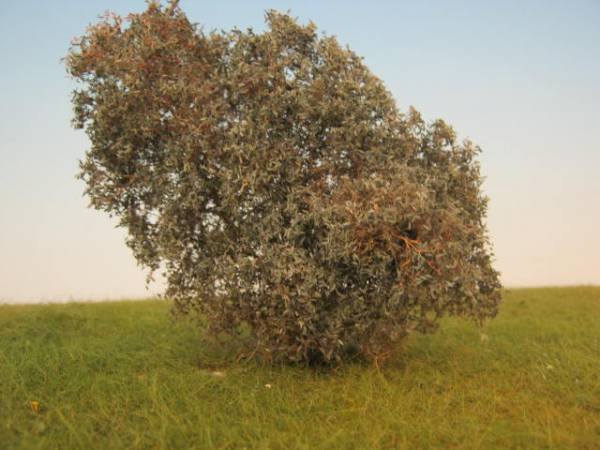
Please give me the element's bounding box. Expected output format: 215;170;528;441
1;0;599;302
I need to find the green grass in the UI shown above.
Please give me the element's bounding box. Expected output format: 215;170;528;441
1;287;599;449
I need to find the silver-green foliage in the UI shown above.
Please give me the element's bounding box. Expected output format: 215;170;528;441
66;1;501;363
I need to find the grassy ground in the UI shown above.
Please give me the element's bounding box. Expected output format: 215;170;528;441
0;287;599;449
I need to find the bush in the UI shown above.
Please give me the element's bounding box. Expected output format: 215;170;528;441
66;1;501;363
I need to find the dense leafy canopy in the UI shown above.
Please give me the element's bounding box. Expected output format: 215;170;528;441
67;1;501;363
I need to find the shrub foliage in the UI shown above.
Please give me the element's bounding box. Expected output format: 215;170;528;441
66;1;501;363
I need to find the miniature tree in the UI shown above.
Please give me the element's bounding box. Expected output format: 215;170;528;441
66;1;501;363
